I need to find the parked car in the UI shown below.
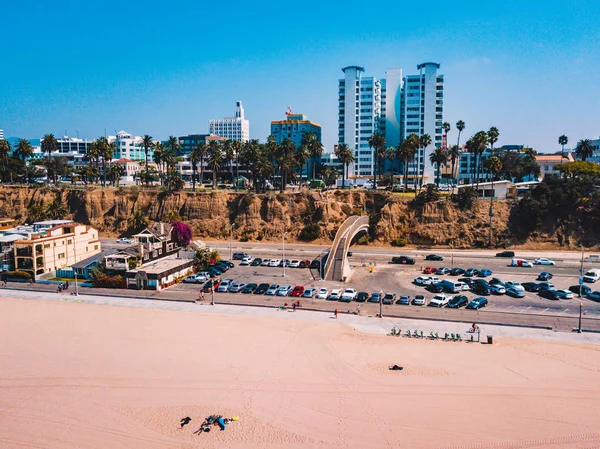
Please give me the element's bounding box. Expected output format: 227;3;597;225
506;287;526;298
220;260;235;268
216;279;233;292
425;254;444;261
316;288;329;299
356;292;369;302
278;259;291;267
414;276;432;286
489;284;506;295
464;268;480;277
568;285;591;296
289;260;300;268
290;286;305;297
251;258;262;266
436;267;450;275
534;258;555;265
538;282;555;291
214;263;229;272
369;292;382;303
116;237;133;244
269;259;281;267
391;256;415;265
260;259;271;266
426;282;444;293
298;260;311;268
522;282;540;292
505;281;524;291
202;278;221;292
555;289;574;299
232;252;249;260
310;259;321;269
496;250;515;258
423;266;437;274
458;278;475;288
478;269;493;277
302;288;317;298
276;285;292;296
511;258;533;268
583;269;600;283
328;289;342;301
537;272;553;281
265;284;280;295
240;256;253;266
254;283;270;294
429;276;441;284
396;295;411;305
471;283;490;295
183;274;206;283
489;277;505;286
382;293;396;305
450;268;465;276
429;294;452;307
466;297;488;309
228;282;246;293
539;289;560;300
341;288;358;302
588;291;600;302
447;295;469;308
242;283;258;294
412;295;426;306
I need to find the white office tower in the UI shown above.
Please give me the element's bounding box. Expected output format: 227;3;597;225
402;62;444;185
208;101;250;142
108;131;146;161
338;66;382;177
383;68;403;151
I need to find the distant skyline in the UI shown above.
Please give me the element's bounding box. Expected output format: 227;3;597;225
1;0;599;153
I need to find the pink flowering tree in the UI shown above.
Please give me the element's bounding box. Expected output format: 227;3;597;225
171;221;192;247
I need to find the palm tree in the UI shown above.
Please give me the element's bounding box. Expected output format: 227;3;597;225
448;145;461;191
418;134;432;191
558;135;568;161
321;166;338;189
92;136;114;187
41;133;58;161
153;142;166;185
386;147;396;186
108;163;126;186
456;120;465;148
295;143;311;187
15;139;33;161
207;140;223;189
302;132;324;182
442;122;451;147
141;135;153;185
487;127;499;154
189;143;203;191
368;132;386;189
467;131;489;190
232;140;242;191
222;139;234;186
335;144;355;189
429;147;448;187
397;134;419;192
166;136;182;156
0;139;12;182
575;139;593;162
275;138;296;192
485;155;502;247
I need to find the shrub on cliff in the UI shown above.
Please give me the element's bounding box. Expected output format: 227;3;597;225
390;237;409;247
5;270;31;280
299;224;320;241
453;187;478;210
92;274;126;289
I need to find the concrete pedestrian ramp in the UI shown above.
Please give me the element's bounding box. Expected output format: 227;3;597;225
323;215;369;282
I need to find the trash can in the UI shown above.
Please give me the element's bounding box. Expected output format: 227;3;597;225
487;335;493;345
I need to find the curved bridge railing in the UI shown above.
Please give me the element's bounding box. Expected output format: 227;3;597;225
323;215;369;281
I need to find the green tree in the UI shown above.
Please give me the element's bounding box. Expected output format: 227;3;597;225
418;134;432;191
0;139;11;178
368;132;386;189
141;134;153;185
485;155;503;246
166;135;182;156
301;132;324;182
232;140;242;191
165;169;185;192
190;142;206;191
15;139;33;161
575;139;594;161
153;142;166;185
295;142;311;187
275;137;296;192
466;131;488;190
557;161;600;178
108;163;126;186
448;145;461;191
93;136;114;187
429;147;448;187
397;134;419;192
442;122;451;146
558;135;568;161
43;157;72;183
456;120;465;148
321;166;338;189
207;140;223;189
386;147;396;186
222;139;234;185
41;133;58;161
127;209;150;232
335;144;355;189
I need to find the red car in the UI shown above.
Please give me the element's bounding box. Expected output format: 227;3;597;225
290;286;305;297
423;266;437;274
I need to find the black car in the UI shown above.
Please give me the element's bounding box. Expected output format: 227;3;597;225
466;297;488;309
464;268;480;277
496;251;515;258
473;279;489;286
425;254;444;261
447;295;469;308
471;284;490;295
539;289;560;300
219;260;235;268
254;283;270;294
278;259;291;267
458;277;475;287
251;258;262;266
391;256;416;265
537;272;553;281
538;282;555;291
450;268;465;276
242;283;258;294
522;282;540;292
489;277;505;286
356;292;369;302
426;282;444;293
568;285;591;296
310;260;321;269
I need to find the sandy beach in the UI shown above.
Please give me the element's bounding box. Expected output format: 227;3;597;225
1;297;599;449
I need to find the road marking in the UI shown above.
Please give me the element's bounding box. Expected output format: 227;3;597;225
559;308;570;315
507;305;515;309
540;307;550;314
518;306;532;313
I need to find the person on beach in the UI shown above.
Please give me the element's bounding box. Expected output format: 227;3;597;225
180;416;192;429
356;305;361;315
65;280;69;290
334;308;338;319
292;302;296;312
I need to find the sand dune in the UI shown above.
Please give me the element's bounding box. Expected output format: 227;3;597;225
0;298;599;448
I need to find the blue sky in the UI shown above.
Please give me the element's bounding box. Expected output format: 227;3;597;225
1;0;599;152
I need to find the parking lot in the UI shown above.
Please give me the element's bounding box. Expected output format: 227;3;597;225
169;249;600;321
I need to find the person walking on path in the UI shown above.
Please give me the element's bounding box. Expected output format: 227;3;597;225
356;305;361;315
334;308;338;319
292;302;297;312
65;280;69;290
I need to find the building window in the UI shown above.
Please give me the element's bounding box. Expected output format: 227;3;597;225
58;253;65;259
67;239;72;245
44;244;50;249
94;245;98;250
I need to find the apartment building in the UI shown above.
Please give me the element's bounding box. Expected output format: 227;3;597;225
208;101;250;142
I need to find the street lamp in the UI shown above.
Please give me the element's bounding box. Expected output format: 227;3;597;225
282;230;288;278
579;245;585;298
229;223;235;261
72;234;78;296
578;302;583;333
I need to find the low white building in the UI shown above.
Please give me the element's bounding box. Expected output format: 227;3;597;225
457;180;513;200
109;130;152;162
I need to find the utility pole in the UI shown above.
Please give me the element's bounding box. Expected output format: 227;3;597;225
579;245;585;298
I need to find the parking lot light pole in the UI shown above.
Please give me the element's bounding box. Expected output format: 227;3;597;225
379;289;383;318
282;231;287;278
578;303;583;333
229;223;235;261
579;245;584;298
211;284;215;306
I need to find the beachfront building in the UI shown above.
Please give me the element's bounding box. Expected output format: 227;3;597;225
178;134;227;155
108;130;150;162
585;137;600;164
270;113;322;149
536;153;574;179
208;101;250;142
12;222;101;279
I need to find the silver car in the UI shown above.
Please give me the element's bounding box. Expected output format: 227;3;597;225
265;284;280;295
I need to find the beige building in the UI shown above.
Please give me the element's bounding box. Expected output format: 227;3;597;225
13;223;101;279
535;153;574;179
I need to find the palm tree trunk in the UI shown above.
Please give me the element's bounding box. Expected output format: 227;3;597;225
235;152;239;191
192;165;196;192
475;153;481;192
451;158;456;192
403;160;408;193
213;167;217;189
200;157;204;187
145;151;149;186
342;163;346;189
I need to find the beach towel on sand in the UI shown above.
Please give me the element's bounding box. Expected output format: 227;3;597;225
216;417;226;430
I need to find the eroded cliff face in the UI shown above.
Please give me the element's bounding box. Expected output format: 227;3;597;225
0;186;513;248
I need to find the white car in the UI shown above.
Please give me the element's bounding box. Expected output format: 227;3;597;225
289;260;300;268
341;288;357;301
429;276;441;284
216;279;233;292
116;237;133;244
183;273;208;284
328;289;342;300
414;276;432;286
269;259;281;267
490;284;506;295
429;294;452;307
261;259;271;266
556;289;574;299
534;258;555;265
265;284;280;295
505;281;525;292
316;288;329;299
240;256;253;266
276;285;292;296
413;295;427;306
511;258;533;268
